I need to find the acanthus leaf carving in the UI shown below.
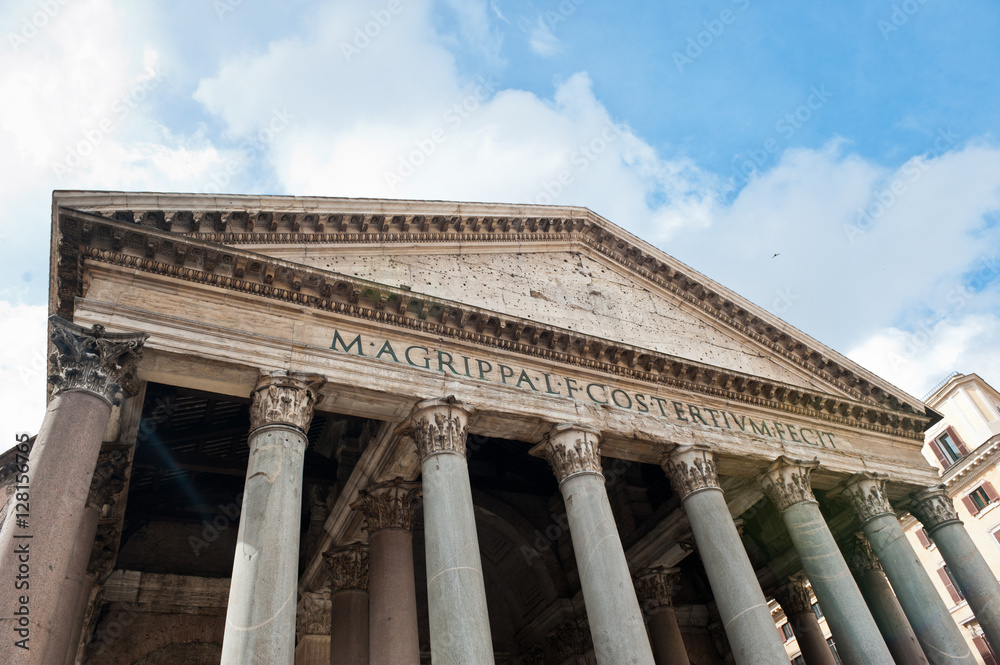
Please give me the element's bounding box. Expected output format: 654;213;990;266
757;456;818;512
350;478;421;534
909;485;961;532
408;396;471;460
530;424;603;484
634;566;681;613
47;316;148;406
323;541;369;593
840;472;894;525
662;444;719;500
248;370;325;432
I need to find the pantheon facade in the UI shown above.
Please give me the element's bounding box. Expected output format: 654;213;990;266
2;190;999;665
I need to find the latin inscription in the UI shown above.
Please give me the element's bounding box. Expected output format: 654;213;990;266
331;330;838;448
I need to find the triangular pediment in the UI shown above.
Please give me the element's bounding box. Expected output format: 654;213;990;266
50;191;928;432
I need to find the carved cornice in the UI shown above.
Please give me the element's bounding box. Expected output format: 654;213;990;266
909;485;961;532
839;472;894;525
844;532;882;574
296;590;332;641
54;207;931;441
758;457;818;512
249;370;325;432
350;477;421;533
634;567;681;613
529;423;603;484
47;316;147;406
323;541;369;593
771;576;813;616
662;444;719;500
406;396;471;460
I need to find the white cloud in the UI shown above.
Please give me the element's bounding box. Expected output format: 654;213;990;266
0;302;48;453
847;314;1000;399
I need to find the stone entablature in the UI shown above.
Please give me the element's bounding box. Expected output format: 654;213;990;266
54;207;929;442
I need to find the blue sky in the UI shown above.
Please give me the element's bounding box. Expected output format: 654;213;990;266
2;0;1000;442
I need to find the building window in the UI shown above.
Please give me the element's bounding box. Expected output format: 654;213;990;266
929;429;968;469
812;601;823;619
781;622;794;641
828;638;843;665
791;656;806;665
964;483;1000;516
938;565;966;604
916;527;934;548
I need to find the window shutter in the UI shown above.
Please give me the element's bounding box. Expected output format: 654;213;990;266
928;440;951;469
948;426;969;455
963;494;981;516
972;635;998;665
916;528;932;548
983;482;999;502
937;567;963;604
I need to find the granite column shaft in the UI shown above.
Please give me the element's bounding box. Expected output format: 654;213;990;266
842;475;976;665
221;370;324;665
324;542;370;665
772;577;836;665
635;568;690;665
0;318;146;665
911;486;1000;654
410;397;494;665
662;445;789;665
759;459;893;665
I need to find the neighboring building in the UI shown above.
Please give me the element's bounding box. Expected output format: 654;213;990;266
2;191;1000;664
902;372;1000;665
769;590;843;665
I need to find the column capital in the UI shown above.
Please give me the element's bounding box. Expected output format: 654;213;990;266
772;576;813;616
295;589;332;643
909;485;961;532
405;395;472;460
757;456;818;512
529;423;603;484
48;316;148;406
634;566;681;613
844;532;882;574
838;472;894;526
249;369;325;432
661;444;719;500
547;620;592;661
322;541;369;593
350;477;421;533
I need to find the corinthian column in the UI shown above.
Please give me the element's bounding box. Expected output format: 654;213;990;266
843;533;928;665
635;567;690;665
531;424;654;665
758;459;893;665
839;474;976;665
323;542;370;665
407;397;494;665
0;317;146;665
221;370;325;665
351;479;420;665
771;577;835;665
909;485;1000;656
662;445;787;665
